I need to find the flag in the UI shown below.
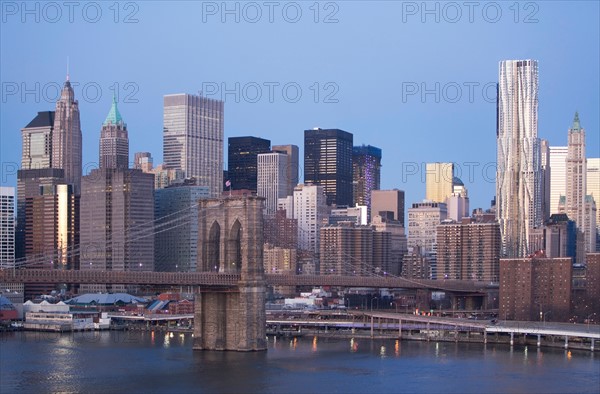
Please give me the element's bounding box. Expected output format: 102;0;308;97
225;180;231;188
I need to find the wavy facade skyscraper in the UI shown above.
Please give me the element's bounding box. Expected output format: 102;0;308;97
496;59;542;258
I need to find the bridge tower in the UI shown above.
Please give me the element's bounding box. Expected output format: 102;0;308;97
193;196;267;351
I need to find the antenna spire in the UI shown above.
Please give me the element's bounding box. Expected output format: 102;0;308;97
66;56;70;81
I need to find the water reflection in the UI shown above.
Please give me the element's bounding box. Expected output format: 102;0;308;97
1;332;597;394
379;345;387;358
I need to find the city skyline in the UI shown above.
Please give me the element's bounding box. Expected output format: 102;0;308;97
1;2;598;214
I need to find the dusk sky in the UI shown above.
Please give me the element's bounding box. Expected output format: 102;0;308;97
1;1;598;211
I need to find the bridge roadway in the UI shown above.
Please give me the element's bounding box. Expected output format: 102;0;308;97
362;312;600;340
0;269;487;292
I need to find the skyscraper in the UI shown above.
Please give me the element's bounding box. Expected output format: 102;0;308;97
20;111;54;171
293;184;328;258
272;144;299;196
155;184;210;272
496;59;542;258
52;76;82;195
17;111;57;259
81;103;154;293
80;168;155;292
540;139;551;222
0;187;15;269
163;94;224;197
371;189;405;226
228;136;271;192
587;158;600;250
564;112;587;232
257;152;288;215
407;201;447;279
304;128;353;206
549;146;568;215
100;96;129;170
352;145;382;217
425;162;454;203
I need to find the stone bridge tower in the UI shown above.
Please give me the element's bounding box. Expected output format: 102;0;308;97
193;196;267;351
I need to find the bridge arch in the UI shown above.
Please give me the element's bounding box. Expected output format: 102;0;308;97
205;221;221;272
227;219;242;273
195;196;267;351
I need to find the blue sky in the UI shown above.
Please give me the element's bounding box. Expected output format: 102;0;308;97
1;1;599;212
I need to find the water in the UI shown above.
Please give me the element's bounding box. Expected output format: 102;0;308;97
1;331;598;393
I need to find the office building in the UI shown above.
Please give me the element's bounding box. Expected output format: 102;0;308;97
528;213;577;260
425;162;454;203
496;59;542;257
228;136;270;193
329;206;367;226
437;218;501;282
134;152;153;172
320;222;390;276
52;76;82;195
293;184;328;261
20;111;54;171
540;139;551;221
257;152;288;215
272;144;299;196
155;184;210;272
372;212;407;276
100;96;129;170
587;158;600;250
407;201;447;279
163;94;224;197
80;105;154;293
371;189;405;226
151;164;186;189
549;146;568;215
0;187;15;269
564;113;587;234
80;168;154;292
17;111;56;259
304;128;353;206
499;257;572;322
26;184;79;269
352;145;382;218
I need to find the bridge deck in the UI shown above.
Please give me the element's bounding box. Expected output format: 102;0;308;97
0;269;488;292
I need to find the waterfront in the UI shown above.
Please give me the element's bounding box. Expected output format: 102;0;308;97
1;331;598;393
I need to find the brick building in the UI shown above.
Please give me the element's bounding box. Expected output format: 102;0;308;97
499;257;572;322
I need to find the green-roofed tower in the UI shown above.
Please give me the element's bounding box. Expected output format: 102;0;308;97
571;111;581;131
99;96;129;170
104;94;124;126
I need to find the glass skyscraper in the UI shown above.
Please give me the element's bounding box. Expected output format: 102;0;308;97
496;59;542;258
352;145;381;219
304;128;353;206
163;94;224;197
227;136;271;192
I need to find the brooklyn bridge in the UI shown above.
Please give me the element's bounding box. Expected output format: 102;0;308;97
2;196;493;351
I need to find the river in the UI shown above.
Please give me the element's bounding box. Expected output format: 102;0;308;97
1;331;598;393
